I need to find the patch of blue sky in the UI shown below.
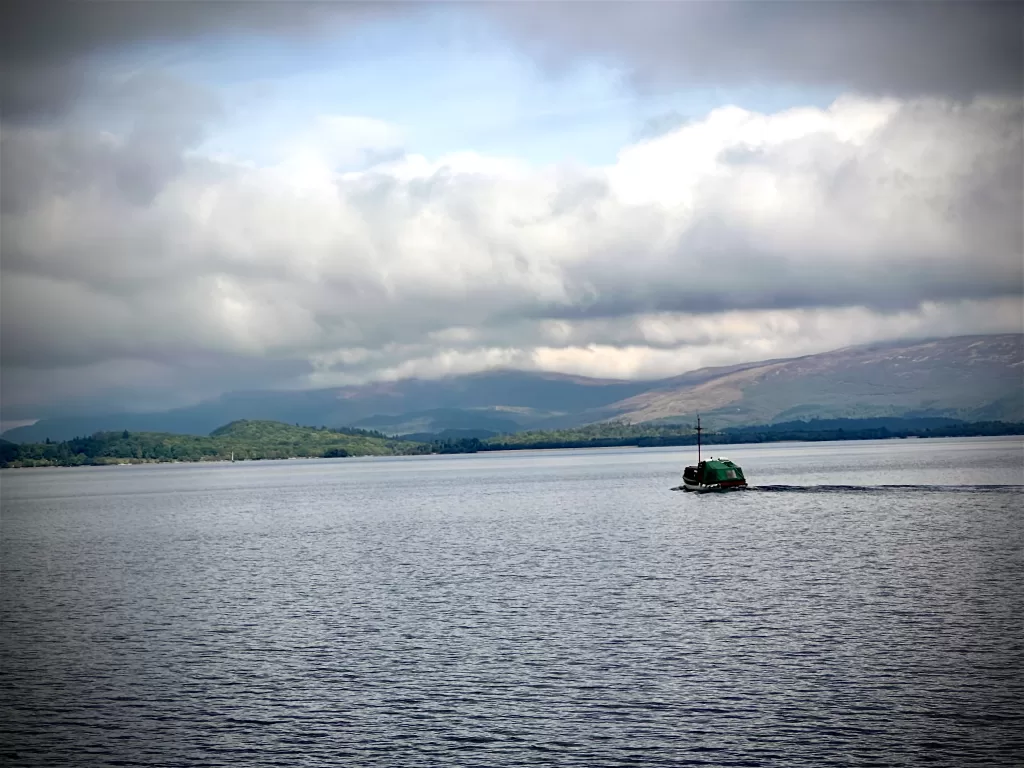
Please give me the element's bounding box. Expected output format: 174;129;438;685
92;6;840;169
186;9;637;167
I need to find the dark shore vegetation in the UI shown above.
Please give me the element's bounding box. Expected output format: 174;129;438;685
2;417;1021;468
0;420;429;468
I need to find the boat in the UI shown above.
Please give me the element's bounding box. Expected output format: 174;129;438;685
680;415;748;493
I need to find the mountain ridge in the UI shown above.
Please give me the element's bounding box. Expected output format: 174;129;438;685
3;333;1020;443
595;333;1023;427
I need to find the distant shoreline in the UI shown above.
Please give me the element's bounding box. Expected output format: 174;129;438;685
4;430;1021;470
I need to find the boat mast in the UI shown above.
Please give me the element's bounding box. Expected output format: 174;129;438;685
695;413;703;464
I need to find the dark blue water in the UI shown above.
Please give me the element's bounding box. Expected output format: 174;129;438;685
2;437;1022;766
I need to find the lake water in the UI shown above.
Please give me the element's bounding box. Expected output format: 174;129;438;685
2;437;1022;767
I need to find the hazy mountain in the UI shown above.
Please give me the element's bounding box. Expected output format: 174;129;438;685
3;334;1020;443
595;334;1024;428
1;371;649;443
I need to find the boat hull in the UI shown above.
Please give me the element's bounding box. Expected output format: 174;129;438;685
681;478;748;493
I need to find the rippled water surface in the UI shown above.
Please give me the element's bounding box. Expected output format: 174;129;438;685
3;437;1023;767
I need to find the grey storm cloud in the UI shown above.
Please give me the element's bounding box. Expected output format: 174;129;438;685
491;0;1023;98
2;0;1020;124
0;0;411;122
3;75;222;215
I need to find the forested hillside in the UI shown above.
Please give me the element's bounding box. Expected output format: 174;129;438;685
0;421;428;467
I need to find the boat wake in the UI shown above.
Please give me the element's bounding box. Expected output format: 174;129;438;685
689;484;1024;494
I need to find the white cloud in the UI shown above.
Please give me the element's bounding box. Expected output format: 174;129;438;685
2;94;1021;412
526;297;1024;380
275;115;404;179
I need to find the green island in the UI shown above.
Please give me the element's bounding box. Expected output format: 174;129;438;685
1;417;1022;468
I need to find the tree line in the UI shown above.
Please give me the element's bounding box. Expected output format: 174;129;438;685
2;417;1021;468
428;419;1024;454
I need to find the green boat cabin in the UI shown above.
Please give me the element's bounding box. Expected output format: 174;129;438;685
683;458;746;485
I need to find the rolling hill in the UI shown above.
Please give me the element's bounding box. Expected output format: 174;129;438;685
595;334;1024;427
3;334;1020;443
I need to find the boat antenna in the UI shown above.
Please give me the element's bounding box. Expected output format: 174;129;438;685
695;413;703;464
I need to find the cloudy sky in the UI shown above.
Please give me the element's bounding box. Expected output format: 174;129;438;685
1;0;1022;422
